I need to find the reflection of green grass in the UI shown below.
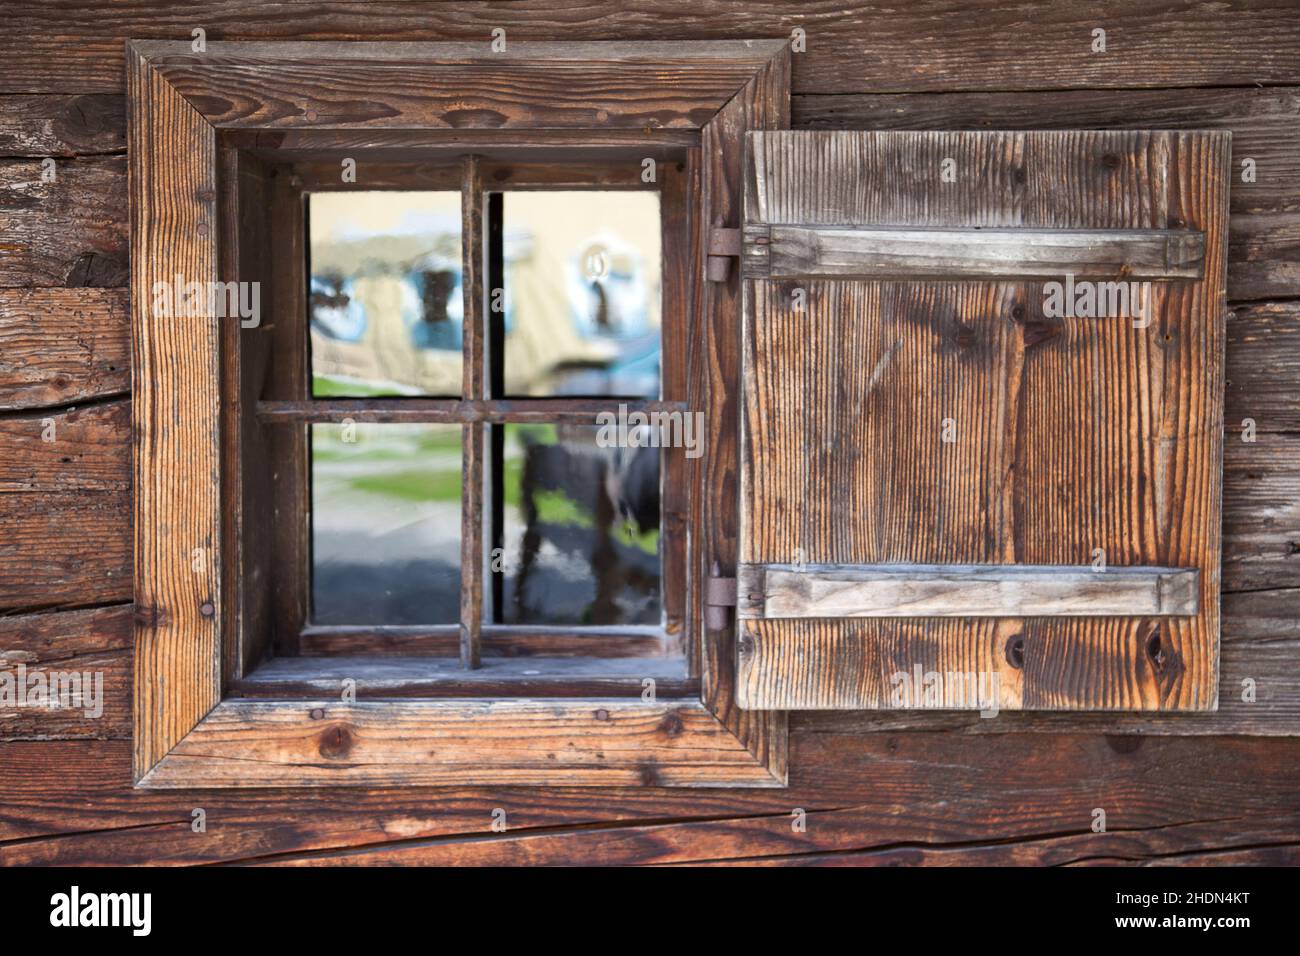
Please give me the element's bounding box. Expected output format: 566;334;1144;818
313;425;462;462
502;424;657;555
351;468;460;503
312;375;401;398
526;488;658;556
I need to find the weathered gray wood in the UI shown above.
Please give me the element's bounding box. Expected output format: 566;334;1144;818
744;224;1205;281
5;3;1300;95
739;564;1200;619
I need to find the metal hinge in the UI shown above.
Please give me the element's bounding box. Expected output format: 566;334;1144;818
705;561;738;630
706;226;741;283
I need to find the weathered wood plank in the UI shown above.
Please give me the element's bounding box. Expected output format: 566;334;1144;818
694;52;791;781
1226;302;1300;433
739;564;1200;619
0;400;130;492
0;289;129;410
745;224;1205;281
0;605;131;740
793;86;1300;216
128;47;222;780
688;814;1300;866
148;43;777;131
139;699;782;789
3;2;1299;95
0;491;131;609
799;586;1300;737
0;94;125;157
6;730;1300;864
791;86;1300;299
0;155;127;287
1222;431;1300;593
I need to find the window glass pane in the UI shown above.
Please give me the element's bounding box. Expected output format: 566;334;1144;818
494;423;661;626
311;423;461;625
500;191;660;398
308;191;462;397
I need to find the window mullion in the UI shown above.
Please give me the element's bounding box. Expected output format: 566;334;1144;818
459;155;486;669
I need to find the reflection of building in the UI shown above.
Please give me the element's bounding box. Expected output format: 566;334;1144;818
308;190;662;397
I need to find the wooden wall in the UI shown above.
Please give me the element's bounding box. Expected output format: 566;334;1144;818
2;1;1298;866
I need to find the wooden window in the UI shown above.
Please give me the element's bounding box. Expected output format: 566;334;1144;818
737;130;1230;711
130;40;790;788
246;156;691;675
130;40;1230;790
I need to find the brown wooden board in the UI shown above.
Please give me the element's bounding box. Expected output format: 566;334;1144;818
739;130;1230;711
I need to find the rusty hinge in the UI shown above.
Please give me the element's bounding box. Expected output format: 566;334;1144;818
706;226;741;283
705;561;738;630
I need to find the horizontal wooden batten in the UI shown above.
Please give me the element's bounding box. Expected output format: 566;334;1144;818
737;564;1201;619
742;225;1205;280
256;398;688;425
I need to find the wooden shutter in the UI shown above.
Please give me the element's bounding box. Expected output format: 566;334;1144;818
737;131;1229;711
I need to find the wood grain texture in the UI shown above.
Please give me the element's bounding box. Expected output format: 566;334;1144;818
139;699;781;789
0;605;132;740
460;155;484;669
0;289;129;410
0;491;131;610
740;130;1229;711
128;49;221;780
0;400;130;491
1226;302;1300;433
3;2;1300;95
746;225;1205;281
740;564;1200;618
800;583;1300;736
5;730;1300;864
792;85;1300;300
693;50;791;781
0;155;127;287
0;93;125;157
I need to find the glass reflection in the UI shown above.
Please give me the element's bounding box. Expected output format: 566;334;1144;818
500;191;661;398
495;423;661;626
308;191;463;397
311;423;461;625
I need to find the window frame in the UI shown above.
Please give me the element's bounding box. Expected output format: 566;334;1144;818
128;39;790;788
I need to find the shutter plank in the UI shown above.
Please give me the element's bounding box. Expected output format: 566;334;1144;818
745;225;1205;280
739;564;1200;619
